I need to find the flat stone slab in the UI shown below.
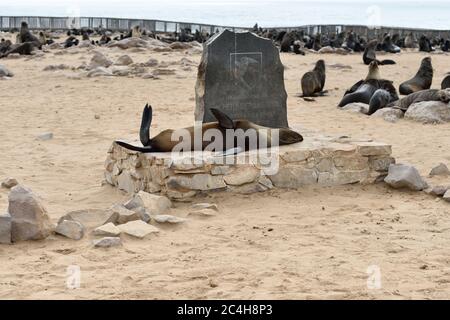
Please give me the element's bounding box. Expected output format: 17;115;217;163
105;130;394;199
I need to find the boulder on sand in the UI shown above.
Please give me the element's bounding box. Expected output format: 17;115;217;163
0;212;12;244
125;191;172;215
384;164;428;191
8;185;53;242
55;219;85;240
404;101;450;124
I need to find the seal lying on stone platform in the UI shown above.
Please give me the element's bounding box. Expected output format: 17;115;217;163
115;105;303;153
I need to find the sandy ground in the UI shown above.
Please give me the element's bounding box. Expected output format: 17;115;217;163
0;35;449;300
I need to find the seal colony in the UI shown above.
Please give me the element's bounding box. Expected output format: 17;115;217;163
0;20;450;300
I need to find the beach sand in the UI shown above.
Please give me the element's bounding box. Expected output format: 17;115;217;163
0;38;449;299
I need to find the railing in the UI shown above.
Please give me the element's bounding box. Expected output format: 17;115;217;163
0;16;248;34
0;16;449;39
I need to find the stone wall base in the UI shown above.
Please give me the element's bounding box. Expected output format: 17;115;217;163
105;131;394;200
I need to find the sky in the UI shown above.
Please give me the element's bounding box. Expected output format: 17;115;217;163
0;0;449;29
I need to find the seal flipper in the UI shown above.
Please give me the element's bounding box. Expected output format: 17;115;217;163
114;140;154;153
279;129;303;145
140;104;152;147
379;59;396;65
210;108;235;129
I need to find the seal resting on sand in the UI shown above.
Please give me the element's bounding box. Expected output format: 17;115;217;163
338;61;398;108
301;60;326;97
115;105;304;153
399;57;433;95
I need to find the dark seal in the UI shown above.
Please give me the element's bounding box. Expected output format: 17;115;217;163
399;57;433;95
301;60;326;97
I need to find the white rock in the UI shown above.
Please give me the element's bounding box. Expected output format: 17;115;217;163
125;191;172;215
107;37;151;49
427;185;450;197
93;223;121;237
0;212;11;244
89;52;113;69
444;190;450;202
384;164;428;191
59;209;115;230
86;67;113;77
55;220;85;240
372;108;404;123
404;101;450;124
77;40;94;48
341;103;369;114
36;132;53;141
191;203;219;211
93;237;122;248
114;55;133;66
166;174;226;191
144;58;158;67
318;46;335;54
118;220;159;239
0;64;13;77
2;177;18;189
8;185;53;242
153;215;186;224
188;209;217;218
111;66;131;76
429;163;450;177
224;166;260;186
110;204;140;225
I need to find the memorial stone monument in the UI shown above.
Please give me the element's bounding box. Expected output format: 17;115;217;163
195;30;289;128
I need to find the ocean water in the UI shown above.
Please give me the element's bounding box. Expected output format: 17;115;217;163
1;0;449;30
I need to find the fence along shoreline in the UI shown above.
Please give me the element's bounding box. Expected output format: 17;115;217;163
0;16;449;39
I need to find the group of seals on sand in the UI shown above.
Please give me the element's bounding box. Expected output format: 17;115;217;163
338;61;398;112
116;105;304;153
249;22;450;55
336;55;450;116
0;22;43;58
0;20;207;59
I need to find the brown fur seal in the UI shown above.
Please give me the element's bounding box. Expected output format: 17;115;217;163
399;57;433;95
19;22;41;48
338;61;398;107
441;75;450;89
301;60;326;97
115;105;303;153
388;89;450;111
363;40;396;65
0;42;35;58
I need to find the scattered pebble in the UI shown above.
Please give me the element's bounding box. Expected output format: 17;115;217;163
93;237;122;248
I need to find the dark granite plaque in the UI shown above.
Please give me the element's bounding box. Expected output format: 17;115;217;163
195;30;289;128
